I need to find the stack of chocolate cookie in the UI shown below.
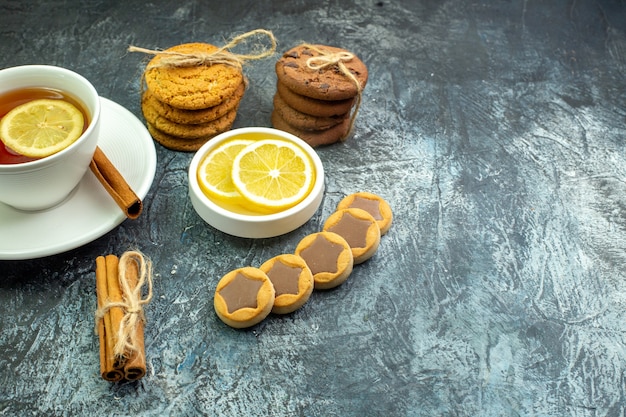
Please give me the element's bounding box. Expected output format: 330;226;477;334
141;43;246;151
272;44;368;147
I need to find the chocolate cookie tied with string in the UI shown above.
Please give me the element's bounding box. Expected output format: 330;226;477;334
214;267;275;328
260;254;314;314
336;192;393;235
275;44;368;100
295;231;354;289
323;208;381;264
272;43;367;146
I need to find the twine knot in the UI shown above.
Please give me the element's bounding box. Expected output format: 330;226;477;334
306;51;356;71
128;29;277;71
299;44;364;139
95;251;153;358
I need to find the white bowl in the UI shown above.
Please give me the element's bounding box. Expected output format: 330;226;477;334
188;127;325;238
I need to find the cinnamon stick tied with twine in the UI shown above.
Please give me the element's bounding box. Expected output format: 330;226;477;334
90;147;143;219
299;43;365;139
127;28;277;71
95;250;153;381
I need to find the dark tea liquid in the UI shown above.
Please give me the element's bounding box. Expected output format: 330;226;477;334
0;87;89;164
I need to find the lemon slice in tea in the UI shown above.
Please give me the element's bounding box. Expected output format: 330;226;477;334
231;138;315;213
0;99;84;158
197;139;254;204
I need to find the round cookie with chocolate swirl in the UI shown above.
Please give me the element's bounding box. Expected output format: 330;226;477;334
214;267;275;328
260;254;314;314
295;231;354;289
323;208;381;264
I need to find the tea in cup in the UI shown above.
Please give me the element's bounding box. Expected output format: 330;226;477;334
0;65;101;210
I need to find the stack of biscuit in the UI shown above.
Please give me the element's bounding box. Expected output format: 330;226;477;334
141;43;246;152
272;44;368;147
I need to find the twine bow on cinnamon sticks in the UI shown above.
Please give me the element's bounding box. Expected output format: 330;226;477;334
299;43;364;139
95;250;153;382
127;28;277;71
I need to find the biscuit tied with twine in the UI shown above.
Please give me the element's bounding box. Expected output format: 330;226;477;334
299;43;364;140
95;250;153;360
127;29;277;71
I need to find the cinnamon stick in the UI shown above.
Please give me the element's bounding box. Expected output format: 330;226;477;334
90;146;143;219
95;251;152;382
121;255;146;381
95;255;124;382
104;255;125;370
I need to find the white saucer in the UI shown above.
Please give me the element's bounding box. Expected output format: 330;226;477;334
0;97;157;260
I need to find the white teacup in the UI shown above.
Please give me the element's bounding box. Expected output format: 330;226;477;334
0;65;101;211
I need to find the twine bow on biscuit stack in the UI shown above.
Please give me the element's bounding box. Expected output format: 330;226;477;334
128;29;277;71
299;43;364;139
128;29;278;152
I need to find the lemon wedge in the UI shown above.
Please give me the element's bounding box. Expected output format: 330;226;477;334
197;139;254;204
0;99;84;158
231;138;315;212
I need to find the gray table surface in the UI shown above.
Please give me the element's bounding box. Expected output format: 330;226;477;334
2;0;626;416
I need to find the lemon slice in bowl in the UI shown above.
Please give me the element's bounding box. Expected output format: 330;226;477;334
197;138;254;204
0;99;85;158
231;138;315;213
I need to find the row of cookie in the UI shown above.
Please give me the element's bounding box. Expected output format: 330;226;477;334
271;44;368;147
140;43;246;151
213;192;392;328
